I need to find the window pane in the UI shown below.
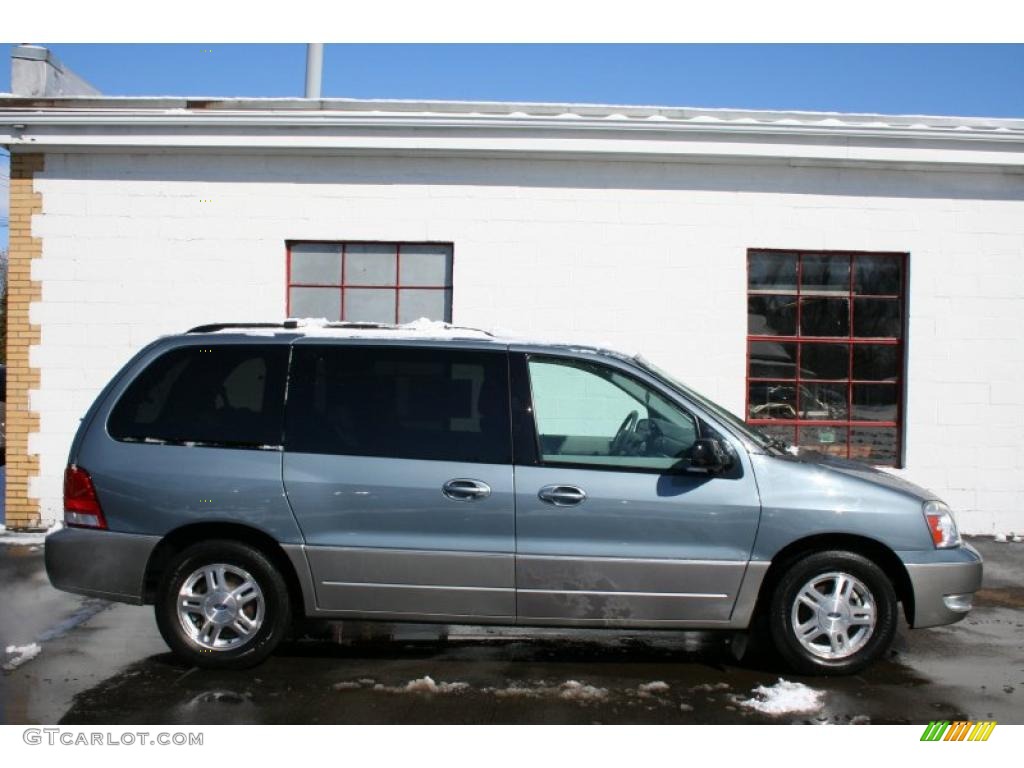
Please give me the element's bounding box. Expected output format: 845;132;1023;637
854;255;901;295
748;381;797;420
799;383;848;420
748;296;797;336
109;345;289;447
852;384;898;421
749;341;797;379
853;345;900;381
800;343;849;380
290;243;341;285
756;425;795;447
854;299;901;338
529;358;699;472
851;427;899;465
798;426;848;458
400;244;453;287
398;289;451;324
284;347;511;464
748;252;797;292
344;288;397;324
801;254;850;295
290;287;341;320
800;297;849;337
345;243;397;286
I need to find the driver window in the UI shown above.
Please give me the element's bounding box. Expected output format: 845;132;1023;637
528;357;699;471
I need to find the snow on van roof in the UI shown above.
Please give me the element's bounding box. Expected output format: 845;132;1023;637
198;317;634;358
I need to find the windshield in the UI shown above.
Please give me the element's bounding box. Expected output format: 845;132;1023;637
633;355;786;454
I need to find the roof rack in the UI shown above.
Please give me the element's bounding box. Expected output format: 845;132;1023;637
186;320;495;337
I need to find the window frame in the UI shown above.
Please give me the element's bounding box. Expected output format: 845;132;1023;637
285;240;454;324
745;248;908;468
518;352;711;475
105;343;290;451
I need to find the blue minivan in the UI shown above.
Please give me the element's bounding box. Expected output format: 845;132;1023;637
45;320;982;674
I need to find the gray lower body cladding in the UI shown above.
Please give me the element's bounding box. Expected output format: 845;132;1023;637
45;527;159;604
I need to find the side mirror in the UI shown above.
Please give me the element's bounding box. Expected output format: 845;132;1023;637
687;438;730;475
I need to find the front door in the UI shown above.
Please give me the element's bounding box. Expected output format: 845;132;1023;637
513;352;762;626
283;343;515;620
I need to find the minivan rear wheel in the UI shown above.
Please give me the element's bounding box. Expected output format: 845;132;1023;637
768;550;897;676
155;540;290;669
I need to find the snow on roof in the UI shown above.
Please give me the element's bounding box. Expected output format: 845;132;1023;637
0;94;1021;134
199;317;635;358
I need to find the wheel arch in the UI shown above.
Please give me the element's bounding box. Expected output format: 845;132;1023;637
753;533;915;625
143;522;307;619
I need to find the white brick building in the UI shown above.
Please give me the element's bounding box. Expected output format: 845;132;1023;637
1;96;1023;533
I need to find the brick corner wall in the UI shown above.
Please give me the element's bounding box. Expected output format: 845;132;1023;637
5;152;44;530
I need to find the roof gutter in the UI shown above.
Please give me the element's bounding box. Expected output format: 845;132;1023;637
1;108;1023;172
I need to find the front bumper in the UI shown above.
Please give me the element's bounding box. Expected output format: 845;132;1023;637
902;543;984;628
45;527;160;604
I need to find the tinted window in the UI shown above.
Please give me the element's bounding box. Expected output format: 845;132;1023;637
528;357;699;472
109;345;289;447
285;346;511;464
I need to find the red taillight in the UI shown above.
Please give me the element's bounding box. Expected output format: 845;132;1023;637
64;465;107;529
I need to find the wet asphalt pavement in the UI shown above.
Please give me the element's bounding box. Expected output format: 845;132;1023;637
1;536;1022;725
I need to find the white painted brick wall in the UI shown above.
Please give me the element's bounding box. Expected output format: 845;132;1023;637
27;152;1024;534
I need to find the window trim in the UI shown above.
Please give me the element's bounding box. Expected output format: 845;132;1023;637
520;352;710;476
285;240;455;324
105;343;290;451
745;248;908;468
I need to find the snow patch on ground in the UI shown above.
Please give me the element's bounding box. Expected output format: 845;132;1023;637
994;533;1023;543
691;682;731;693
0;520;62;546
558;680;609;702
638;681;670;694
739;679;825;715
343;676;469;695
2;643;42;671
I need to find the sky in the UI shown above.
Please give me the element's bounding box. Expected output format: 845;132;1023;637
2;43;1023;245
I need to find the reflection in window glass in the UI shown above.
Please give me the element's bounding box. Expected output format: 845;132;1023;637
854;299;902;338
749;341;797;379
853;345;900;382
287;242;453;324
855;255;901;295
748;251;798;292
529;358;700;472
800;343;849;381
747;382;797;421
798;426;849;458
746;250;905;466
748;296;797;336
800;297;849;337
799;383;848;421
852;384;898;422
801;254;850;295
851;427;899;465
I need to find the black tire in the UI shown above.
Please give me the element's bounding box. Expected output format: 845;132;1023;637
155;540;291;670
768;550;898;676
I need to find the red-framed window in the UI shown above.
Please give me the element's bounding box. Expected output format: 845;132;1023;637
746;249;907;467
286;241;453;324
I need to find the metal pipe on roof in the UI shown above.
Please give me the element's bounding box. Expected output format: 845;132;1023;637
305;44;324;100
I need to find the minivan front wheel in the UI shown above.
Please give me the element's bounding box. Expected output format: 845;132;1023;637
155;540;290;669
768;551;897;676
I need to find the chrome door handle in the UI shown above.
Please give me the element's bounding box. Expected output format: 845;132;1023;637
442;478;492;502
538;485;587;506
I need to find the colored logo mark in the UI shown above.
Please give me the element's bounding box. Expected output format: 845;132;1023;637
920;720;996;741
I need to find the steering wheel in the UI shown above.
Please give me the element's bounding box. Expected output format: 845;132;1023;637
610;410;640;455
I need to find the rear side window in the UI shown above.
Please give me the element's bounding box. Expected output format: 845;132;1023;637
108;345;289;448
285;346;511;464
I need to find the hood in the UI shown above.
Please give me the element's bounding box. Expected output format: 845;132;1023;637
784;449;939;502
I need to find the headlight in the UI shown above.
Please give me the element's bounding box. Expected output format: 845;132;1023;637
924;501;961;549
